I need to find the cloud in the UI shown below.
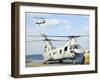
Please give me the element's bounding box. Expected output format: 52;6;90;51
33;18;59;27
44;19;60;26
27;12;51;17
33;18;71;28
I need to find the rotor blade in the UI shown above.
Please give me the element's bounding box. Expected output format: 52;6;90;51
67;35;89;38
27;39;66;42
77;35;89;37
27;35;89;38
27;40;45;42
48;39;66;41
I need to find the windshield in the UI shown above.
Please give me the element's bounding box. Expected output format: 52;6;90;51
73;45;81;49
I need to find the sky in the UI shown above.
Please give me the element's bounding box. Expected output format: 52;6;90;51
25;12;90;55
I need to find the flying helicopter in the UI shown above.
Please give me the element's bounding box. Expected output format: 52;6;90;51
33;17;46;25
29;33;89;64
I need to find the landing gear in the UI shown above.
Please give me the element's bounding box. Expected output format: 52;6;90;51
43;53;84;64
59;60;63;63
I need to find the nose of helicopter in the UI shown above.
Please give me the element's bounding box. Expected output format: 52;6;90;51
74;49;84;54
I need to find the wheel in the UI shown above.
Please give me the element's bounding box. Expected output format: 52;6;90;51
59;60;63;63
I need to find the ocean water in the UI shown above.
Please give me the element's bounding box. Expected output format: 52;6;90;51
26;54;43;61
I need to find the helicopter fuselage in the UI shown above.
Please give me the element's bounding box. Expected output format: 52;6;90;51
43;38;84;64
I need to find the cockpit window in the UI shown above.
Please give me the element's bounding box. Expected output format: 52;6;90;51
60;50;62;54
73;45;81;49
64;47;67;51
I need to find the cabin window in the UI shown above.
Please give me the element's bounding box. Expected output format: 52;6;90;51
49;53;51;56
53;52;57;55
70;46;73;50
48;48;50;51
45;45;47;48
60;50;62;54
64;47;67;51
70;51;73;53
44;49;46;52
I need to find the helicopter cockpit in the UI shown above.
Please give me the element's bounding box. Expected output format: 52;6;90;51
73;44;81;49
70;44;84;54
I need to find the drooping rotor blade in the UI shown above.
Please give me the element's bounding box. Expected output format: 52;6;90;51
48;39;66;41
27;39;66;42
27;35;89;38
66;35;89;38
